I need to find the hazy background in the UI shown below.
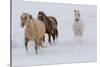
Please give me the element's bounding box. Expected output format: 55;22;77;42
11;0;97;66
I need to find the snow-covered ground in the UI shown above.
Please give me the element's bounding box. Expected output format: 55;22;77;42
11;0;97;66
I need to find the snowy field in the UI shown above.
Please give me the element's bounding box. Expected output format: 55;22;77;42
11;1;97;66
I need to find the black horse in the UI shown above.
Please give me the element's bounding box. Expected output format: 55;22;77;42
38;11;58;44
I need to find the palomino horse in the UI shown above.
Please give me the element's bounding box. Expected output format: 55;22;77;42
38;11;58;44
20;13;45;54
73;9;84;37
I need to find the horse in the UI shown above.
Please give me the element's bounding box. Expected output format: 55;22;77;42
20;13;45;54
38;11;58;44
73;9;84;37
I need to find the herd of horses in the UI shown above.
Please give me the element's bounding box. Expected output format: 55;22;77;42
20;9;84;54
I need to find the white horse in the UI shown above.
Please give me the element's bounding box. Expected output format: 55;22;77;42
73;9;84;37
20;13;45;54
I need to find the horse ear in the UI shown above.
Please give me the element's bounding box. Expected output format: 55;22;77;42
74;9;76;12
29;15;32;19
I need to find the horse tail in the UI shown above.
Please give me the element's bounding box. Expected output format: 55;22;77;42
52;17;58;26
51;17;58;38
53;17;58;38
54;28;58;38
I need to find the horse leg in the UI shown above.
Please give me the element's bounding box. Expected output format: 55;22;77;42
48;33;52;44
52;29;58;41
35;45;38;54
35;41;38;54
52;31;55;41
39;37;43;47
25;37;29;52
43;35;45;42
39;37;47;48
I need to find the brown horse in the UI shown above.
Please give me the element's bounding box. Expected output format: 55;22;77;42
20;13;45;54
38;11;58;44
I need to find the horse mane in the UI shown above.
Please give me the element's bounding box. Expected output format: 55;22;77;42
42;12;50;23
42;12;54;31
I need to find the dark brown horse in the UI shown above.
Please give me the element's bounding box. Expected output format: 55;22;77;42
38;11;58;44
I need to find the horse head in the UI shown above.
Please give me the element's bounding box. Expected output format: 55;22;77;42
38;11;44;21
38;11;49;25
74;9;80;22
20;13;33;28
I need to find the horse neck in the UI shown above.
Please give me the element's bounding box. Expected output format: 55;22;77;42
25;18;32;28
43;13;49;25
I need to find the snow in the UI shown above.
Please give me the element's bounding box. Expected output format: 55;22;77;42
11;0;97;66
